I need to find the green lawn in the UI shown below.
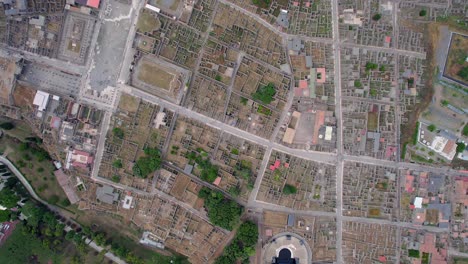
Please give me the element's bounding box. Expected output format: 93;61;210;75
0;223;62;264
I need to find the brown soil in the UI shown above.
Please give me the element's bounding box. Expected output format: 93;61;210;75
12;84;35;109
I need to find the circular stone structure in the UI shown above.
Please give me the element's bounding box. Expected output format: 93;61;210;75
262;232;312;264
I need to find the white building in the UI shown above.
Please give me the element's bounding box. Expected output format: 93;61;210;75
33;90;50;112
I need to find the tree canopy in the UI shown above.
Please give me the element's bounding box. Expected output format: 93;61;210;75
0;122;14;130
0;188;20;208
457;67;468;81
187;151;219;183
251;83;276;104
132;147;162;178
283;184;297;195
198;188;242;230
457;142;466;153
112;127;125;139
215;221;258;264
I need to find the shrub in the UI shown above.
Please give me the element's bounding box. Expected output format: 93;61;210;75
372;14;382;21
132;147;162;178
354;80;362;88
365;62;378;71
456;142;466;153
251;83;276;104
283;184;297;195
0;122;14;130
112;128;124;139
408;249;420;258
112;159;123;168
457;67;468;81
111;175;121;183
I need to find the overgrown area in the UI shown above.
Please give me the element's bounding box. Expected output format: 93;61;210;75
0;119;69;206
215;221;258;264
186;151;219;182
198;187;242;230
132;147;162;178
251;83;276;104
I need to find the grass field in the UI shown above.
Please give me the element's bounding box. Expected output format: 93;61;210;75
137;11;161;34
137;60;175;90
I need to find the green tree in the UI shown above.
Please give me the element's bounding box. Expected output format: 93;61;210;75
0;188;20;208
463;124;468;136
283;184;297;195
372;14;382;21
354;80;362;88
33;148;50;162
0;122;14;130
113;159;123;168
419;10;427;16
379;65;386;71
251;83;276;104
456;142;466;153
66;230;76;240
365;62;378;71
215;221;258;263
198;188;242;230
409;249;420;258
111;175;121;183
132;147;162;178
0;210;11;222
441;100;449;107
112;127;125;139
54;223;65;237
93;232;106;246
427;124;436;132
21;201;45;228
457;67;468;81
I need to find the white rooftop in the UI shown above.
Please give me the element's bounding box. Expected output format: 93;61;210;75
33;90;50;111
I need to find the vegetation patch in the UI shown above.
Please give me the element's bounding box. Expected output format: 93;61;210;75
198;188;242;230
252;83;276;104
186;151;219;183
215;221;258;264
283;184;297;195
408;249;420;258
132;147;162;178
